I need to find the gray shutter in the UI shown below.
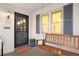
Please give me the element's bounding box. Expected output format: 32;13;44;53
63;3;73;35
36;14;40;34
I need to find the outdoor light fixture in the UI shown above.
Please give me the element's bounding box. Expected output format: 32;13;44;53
7;11;10;19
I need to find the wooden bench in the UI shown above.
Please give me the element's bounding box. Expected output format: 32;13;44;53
44;33;79;54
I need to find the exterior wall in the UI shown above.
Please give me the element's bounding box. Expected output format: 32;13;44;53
73;3;79;35
0;10;14;54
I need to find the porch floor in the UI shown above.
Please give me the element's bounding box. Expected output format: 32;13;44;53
4;45;53;56
4;45;79;56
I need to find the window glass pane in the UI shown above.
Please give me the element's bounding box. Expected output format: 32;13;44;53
52;11;61;33
55;23;61;33
42;15;48;32
42;15;48;24
42;24;48;33
52;11;61;22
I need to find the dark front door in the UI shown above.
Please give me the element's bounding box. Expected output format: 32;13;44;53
14;12;29;48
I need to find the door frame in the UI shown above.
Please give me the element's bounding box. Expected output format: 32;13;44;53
14;12;29;48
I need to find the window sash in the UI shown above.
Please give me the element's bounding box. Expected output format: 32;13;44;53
42;15;48;33
42;15;48;24
52;22;61;33
42;24;48;33
52;11;61;23
52;11;62;33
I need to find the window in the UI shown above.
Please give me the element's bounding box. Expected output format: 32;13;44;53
42;15;48;33
52;11;62;33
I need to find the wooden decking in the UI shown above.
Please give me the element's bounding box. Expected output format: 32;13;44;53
4;45;53;56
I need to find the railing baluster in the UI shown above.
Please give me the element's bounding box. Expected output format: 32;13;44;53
53;37;55;43
59;35;60;45
58;36;60;44
66;36;68;47
64;36;66;46
61;36;63;45
67;36;69;47
75;37;78;49
73;37;75;48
